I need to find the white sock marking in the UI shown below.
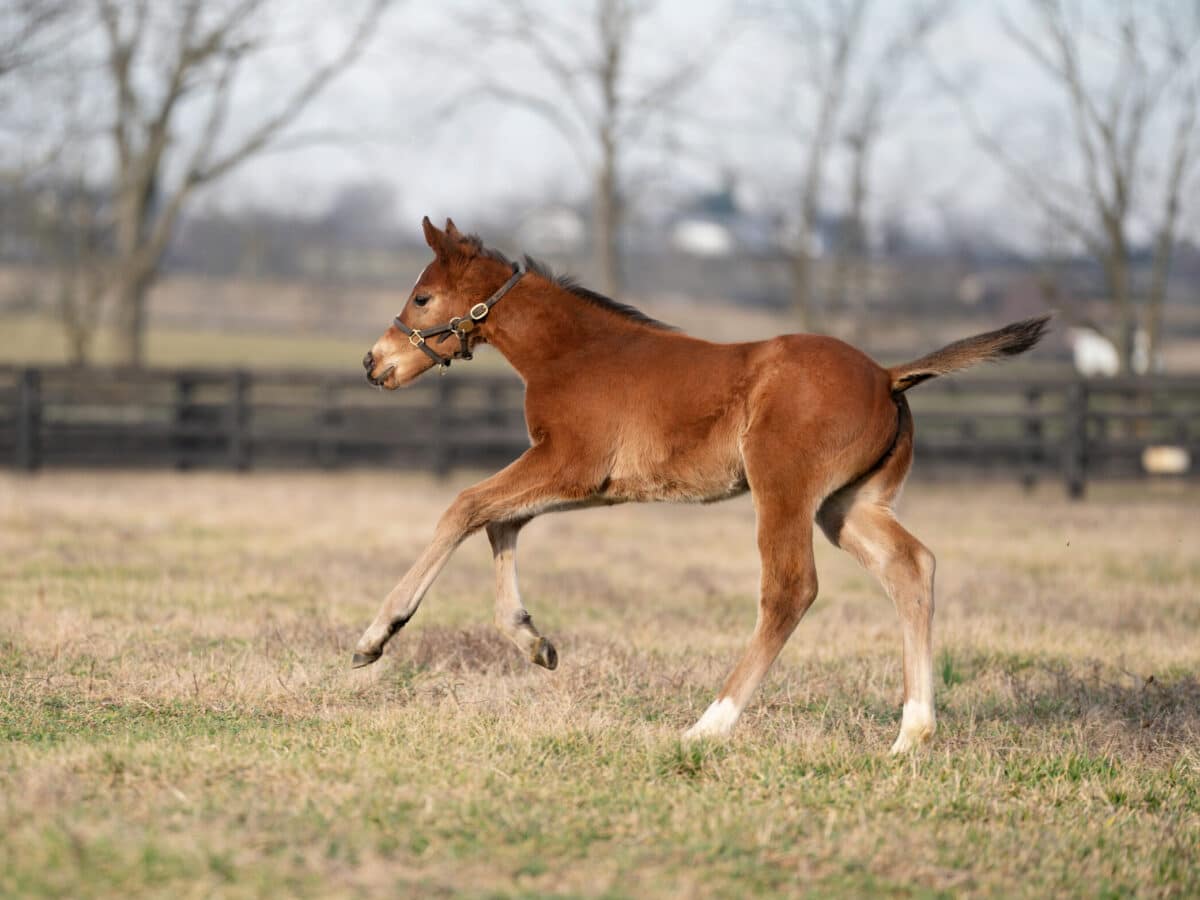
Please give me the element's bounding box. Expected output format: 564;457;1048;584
890;699;935;754
683;697;740;740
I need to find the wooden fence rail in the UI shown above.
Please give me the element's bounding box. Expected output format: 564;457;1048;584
1;365;1197;496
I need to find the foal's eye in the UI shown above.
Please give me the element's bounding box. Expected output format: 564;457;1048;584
413;294;431;308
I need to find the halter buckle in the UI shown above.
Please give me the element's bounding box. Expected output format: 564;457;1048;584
408;331;425;347
469;302;489;321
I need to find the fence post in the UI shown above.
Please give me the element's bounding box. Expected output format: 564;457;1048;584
173;374;196;470
15;368;42;471
1021;387;1043;490
1063;380;1088;499
318;379;341;469
429;376;452;478
228;370;251;471
486;379;505;432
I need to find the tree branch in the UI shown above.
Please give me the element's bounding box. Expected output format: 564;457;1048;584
191;0;390;185
930;56;1101;251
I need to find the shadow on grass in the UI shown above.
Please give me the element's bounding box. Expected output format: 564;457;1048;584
969;657;1200;744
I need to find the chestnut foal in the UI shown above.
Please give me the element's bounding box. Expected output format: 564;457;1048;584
357;217;1049;753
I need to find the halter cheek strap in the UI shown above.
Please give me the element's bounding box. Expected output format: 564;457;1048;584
392;261;525;371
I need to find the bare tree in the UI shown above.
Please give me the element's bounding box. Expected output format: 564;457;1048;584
0;0;73;82
1144;59;1198;365
831;1;951;341
774;0;869;331
38;180;110;364
946;0;1200;372
1;1;79;177
3;3;108;363
450;0;729;297
751;0;953;332
81;0;390;365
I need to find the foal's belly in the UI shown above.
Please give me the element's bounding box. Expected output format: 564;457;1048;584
600;426;748;504
602;470;749;504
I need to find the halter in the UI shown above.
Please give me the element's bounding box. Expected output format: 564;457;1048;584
392;261;525;372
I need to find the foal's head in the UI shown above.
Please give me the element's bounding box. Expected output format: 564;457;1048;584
363;217;516;389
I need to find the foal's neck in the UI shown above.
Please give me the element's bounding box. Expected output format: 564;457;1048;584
483;276;652;381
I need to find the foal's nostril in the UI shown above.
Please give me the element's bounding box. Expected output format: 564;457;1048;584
362;351;374;372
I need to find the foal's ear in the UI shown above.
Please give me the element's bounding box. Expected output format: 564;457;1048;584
422;215;457;263
422;215;443;248
442;217;480;260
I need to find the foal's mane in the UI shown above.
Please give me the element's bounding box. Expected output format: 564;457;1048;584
466;234;676;332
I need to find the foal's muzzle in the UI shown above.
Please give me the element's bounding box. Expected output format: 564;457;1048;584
363;350;395;387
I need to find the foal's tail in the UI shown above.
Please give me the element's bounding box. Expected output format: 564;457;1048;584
888;314;1051;394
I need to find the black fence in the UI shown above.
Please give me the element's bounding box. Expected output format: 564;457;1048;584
1;365;1197;496
0;366;529;477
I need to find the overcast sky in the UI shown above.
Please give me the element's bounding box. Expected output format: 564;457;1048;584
4;0;1196;251
214;0;1049;232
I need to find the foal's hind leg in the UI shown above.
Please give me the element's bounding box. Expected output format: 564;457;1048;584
817;431;936;753
486;519;557;669
684;487;819;740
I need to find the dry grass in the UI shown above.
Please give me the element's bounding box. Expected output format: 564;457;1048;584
1;471;1198;898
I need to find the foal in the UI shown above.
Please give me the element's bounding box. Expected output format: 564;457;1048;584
357;217;1049;753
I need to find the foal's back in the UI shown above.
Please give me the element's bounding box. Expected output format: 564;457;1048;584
532;327;902;507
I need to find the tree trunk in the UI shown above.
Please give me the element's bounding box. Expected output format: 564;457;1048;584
1144;187;1182;374
836;135;871;344
1103;245;1135;374
790;244;815;333
830;229;852;324
113;268;153;367
56;275;90;367
112;174;156;366
1144;243;1170;375
794;155;825;334
593;157;621;297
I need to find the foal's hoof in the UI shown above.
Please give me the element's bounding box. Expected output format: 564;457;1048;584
531;637;558;670
351;650;382;669
889;701;936;754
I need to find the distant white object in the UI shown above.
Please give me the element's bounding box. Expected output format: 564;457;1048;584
1142;445;1190;476
957;274;985;307
670;219;735;257
1132;327;1151;376
516;206;586;254
1067;328;1119;378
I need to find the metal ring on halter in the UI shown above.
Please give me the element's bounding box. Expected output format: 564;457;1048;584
408;331;425;347
469;302;489;321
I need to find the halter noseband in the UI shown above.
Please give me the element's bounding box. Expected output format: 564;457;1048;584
392;261;525;372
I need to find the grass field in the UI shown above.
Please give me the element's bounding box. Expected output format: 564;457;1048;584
1;472;1198;897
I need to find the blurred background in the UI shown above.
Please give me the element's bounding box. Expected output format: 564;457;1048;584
1;0;1197;492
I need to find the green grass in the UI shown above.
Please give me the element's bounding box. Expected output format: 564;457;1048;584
1;473;1198;897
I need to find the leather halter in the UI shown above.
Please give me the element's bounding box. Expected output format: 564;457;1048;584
392;261;525;371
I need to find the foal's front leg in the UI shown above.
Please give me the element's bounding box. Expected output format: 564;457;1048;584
351;448;574;667
487;519;557;669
